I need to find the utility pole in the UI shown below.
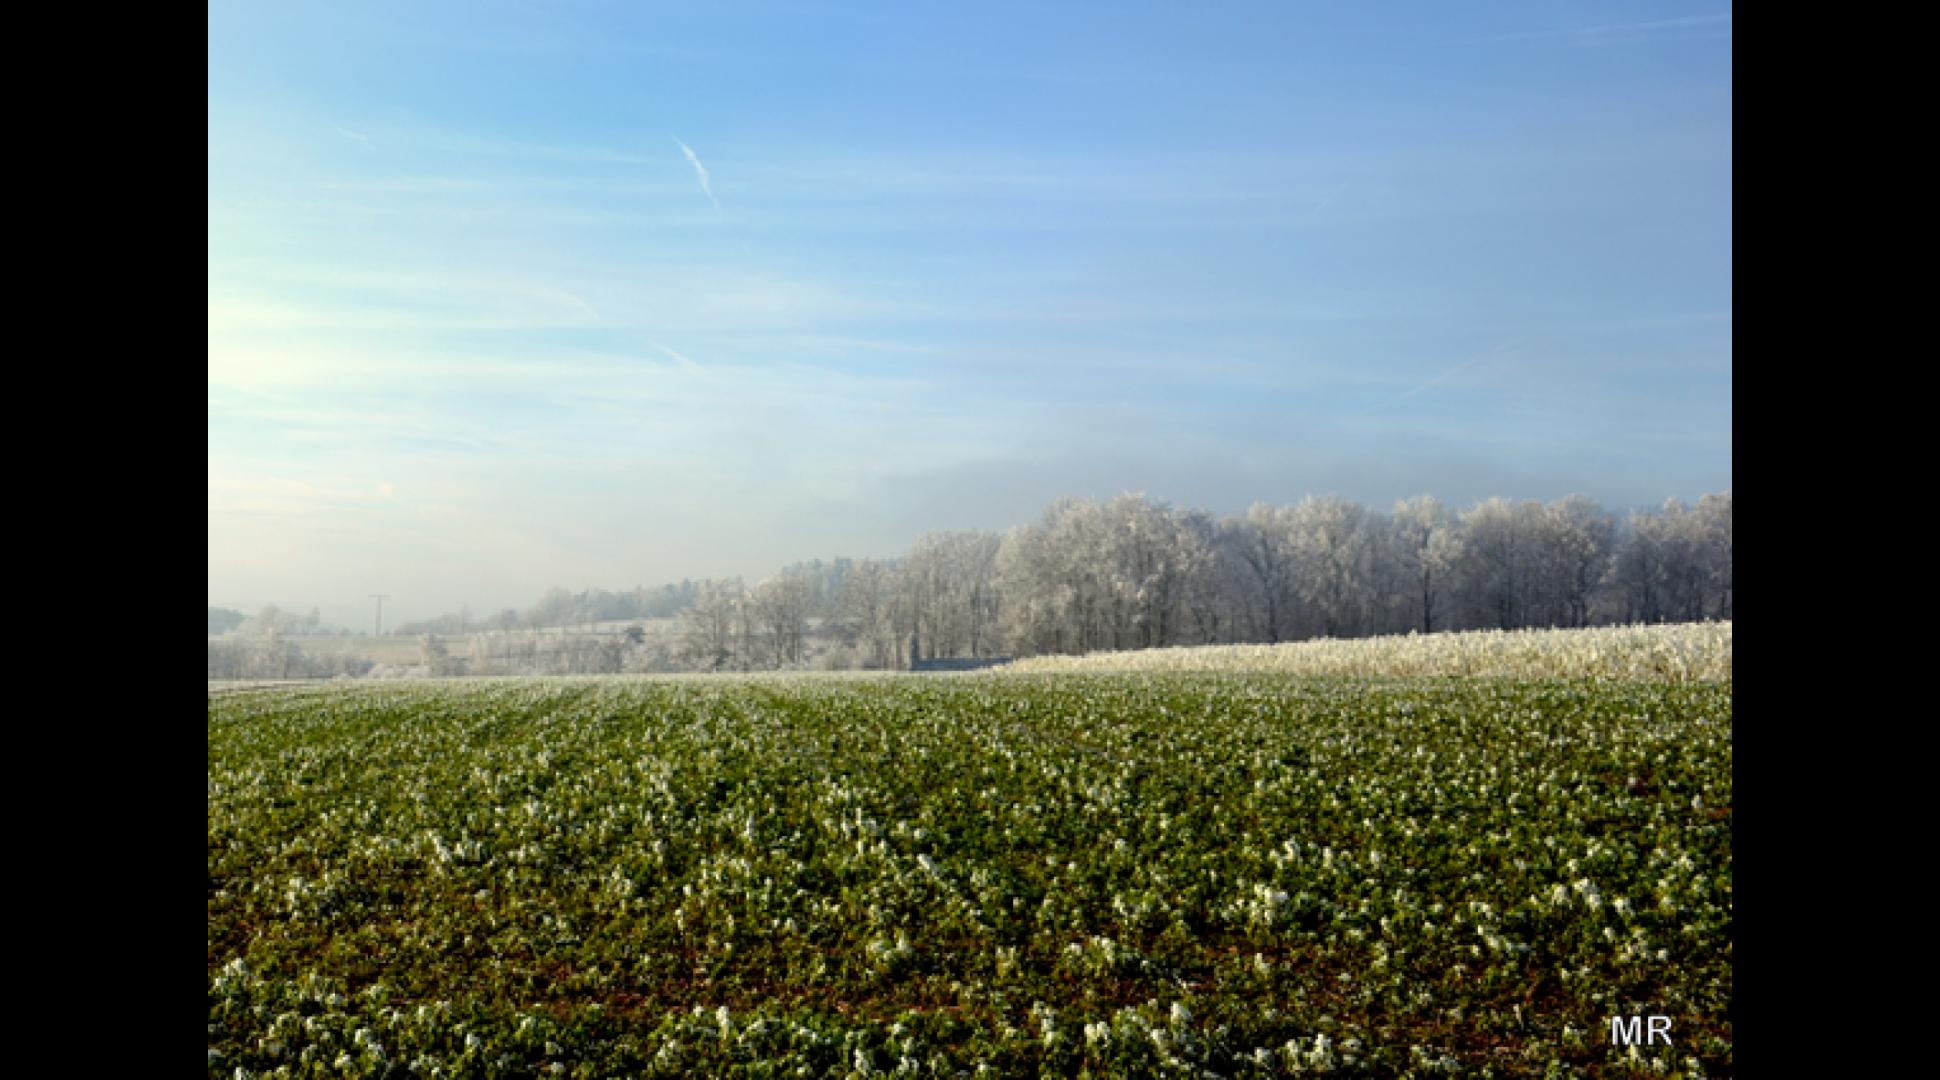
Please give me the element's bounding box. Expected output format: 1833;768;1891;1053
369;594;390;637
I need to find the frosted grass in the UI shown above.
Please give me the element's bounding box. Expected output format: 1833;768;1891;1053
999;621;1731;682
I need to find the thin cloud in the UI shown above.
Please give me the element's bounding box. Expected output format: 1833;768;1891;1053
674;136;721;211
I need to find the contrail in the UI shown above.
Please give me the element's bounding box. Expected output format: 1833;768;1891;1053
1383;355;1485;408
1342;337;1526;425
652;342;704;372
674;136;720;210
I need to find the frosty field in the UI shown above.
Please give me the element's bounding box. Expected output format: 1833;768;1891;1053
1001;623;1731;683
209;674;1731;1077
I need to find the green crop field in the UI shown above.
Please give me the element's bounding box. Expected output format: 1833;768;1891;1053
208;674;1731;1077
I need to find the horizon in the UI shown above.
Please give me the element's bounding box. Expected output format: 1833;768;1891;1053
210;2;1732;628
209;486;1728;633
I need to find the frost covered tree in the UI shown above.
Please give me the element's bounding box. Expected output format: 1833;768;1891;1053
900;533;954;660
1177;508;1239;645
995;498;1111;655
1694;490;1732;620
677;582;743;671
958;533;1003;657
240;604;304;639
839;559;902;669
1610;498;1721;624
1286;495;1378;638
1658;498;1719;623
1452;498;1544;630
526;587;578;630
993;494;1214;654
1220;504;1301;643
208;606;247;636
1537;494;1617;627
995;515;1072;656
419;632;446;668
901;531;1003;659
1095;493;1210;649
752;573;813;668
1389;495;1459;634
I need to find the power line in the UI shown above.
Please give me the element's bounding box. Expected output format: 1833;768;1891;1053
369;594;390;637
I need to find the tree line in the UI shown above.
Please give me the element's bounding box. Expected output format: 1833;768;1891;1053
206;605;376;680
208;488;1730;678
674;489;1730;672
393;581;709;637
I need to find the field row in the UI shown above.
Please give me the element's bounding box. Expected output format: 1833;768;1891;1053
209;675;1731;1076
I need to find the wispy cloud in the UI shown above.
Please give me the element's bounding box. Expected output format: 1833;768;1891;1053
674;136;721;211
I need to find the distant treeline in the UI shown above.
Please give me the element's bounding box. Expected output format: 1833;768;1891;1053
208;489;1729;678
206;603;379;680
665;489;1731;672
388;566;859;637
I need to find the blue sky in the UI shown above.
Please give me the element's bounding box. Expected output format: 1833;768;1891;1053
208;1;1732;627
